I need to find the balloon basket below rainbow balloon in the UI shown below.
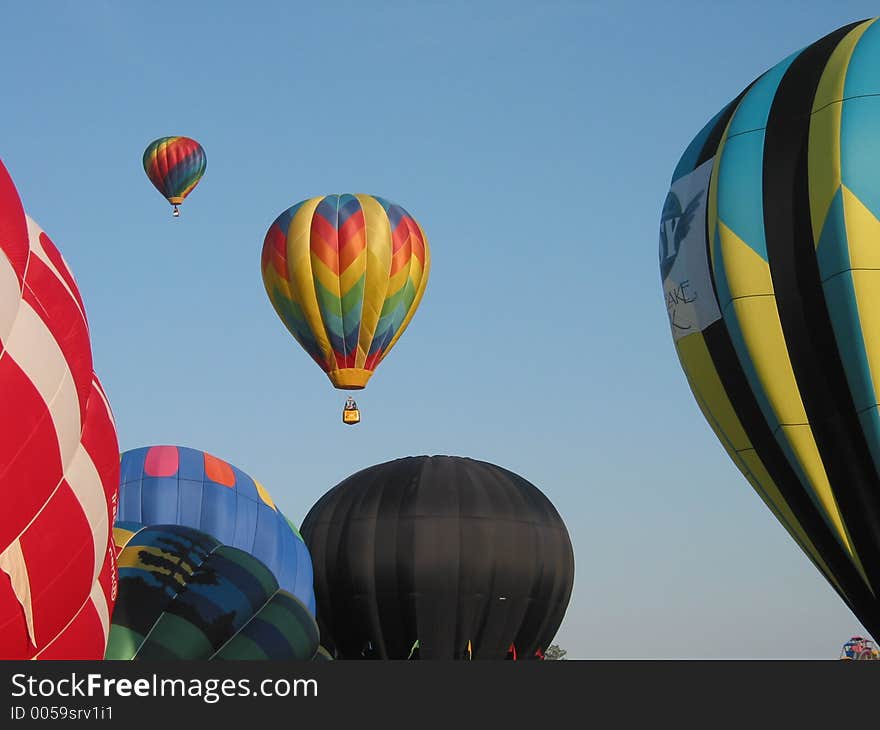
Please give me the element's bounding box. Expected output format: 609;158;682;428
342;407;360;425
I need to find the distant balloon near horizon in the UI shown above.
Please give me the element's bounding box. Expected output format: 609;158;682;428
117;445;315;614
142;136;206;217
838;634;879;660
0;160;119;659
660;18;880;641
301;455;574;660
261;193;430;391
107;523;319;660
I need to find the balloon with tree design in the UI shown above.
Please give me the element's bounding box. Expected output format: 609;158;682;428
106;523;319;660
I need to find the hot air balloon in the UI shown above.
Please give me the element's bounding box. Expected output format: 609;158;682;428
839;635;879;660
659;18;880;640
106;523;319;660
300;456;574;660
142;136;206;217
0;160;119;659
261;194;430;424
117;445;315;614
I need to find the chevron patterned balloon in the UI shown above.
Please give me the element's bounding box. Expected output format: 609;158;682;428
261;194;430;389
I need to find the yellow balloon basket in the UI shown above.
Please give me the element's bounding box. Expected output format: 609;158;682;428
343;408;361;425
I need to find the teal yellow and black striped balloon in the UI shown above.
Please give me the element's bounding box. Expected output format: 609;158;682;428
660;18;880;640
142;136;206;215
261;194;430;390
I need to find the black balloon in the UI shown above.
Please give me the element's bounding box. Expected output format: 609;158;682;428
300;456;574;660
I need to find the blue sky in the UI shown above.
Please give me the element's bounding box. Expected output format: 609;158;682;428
1;0;877;658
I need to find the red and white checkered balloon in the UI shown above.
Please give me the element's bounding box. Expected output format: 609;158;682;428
0;160;119;659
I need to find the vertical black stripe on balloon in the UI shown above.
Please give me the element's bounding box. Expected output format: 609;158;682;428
694;81;758;170
701;320;880;640
697;80;760;310
762;20;880;597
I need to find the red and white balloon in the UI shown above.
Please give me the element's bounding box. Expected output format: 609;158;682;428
0;160;119;659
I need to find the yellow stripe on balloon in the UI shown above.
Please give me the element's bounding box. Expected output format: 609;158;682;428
842;192;880;467
717;220;805;425
727;295;805;428
813;20;874;111
676;332;751;451
355;194;393;369
728;289;856;557
808;22;870;243
706;119;731;278
842;186;880;270
287;197;333;369
717;221;774;306
807;105;842;246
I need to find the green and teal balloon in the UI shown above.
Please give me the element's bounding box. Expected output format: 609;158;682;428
106;523;320;660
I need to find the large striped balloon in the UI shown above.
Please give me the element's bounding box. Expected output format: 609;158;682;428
142;136;206;214
659;18;880;639
261;194;430;389
0;160;119;659
117;445;315;614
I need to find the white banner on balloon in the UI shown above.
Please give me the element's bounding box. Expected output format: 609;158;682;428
659;159;722;342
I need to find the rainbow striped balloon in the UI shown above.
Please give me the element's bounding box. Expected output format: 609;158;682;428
142;136;206;213
261;194;430;389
